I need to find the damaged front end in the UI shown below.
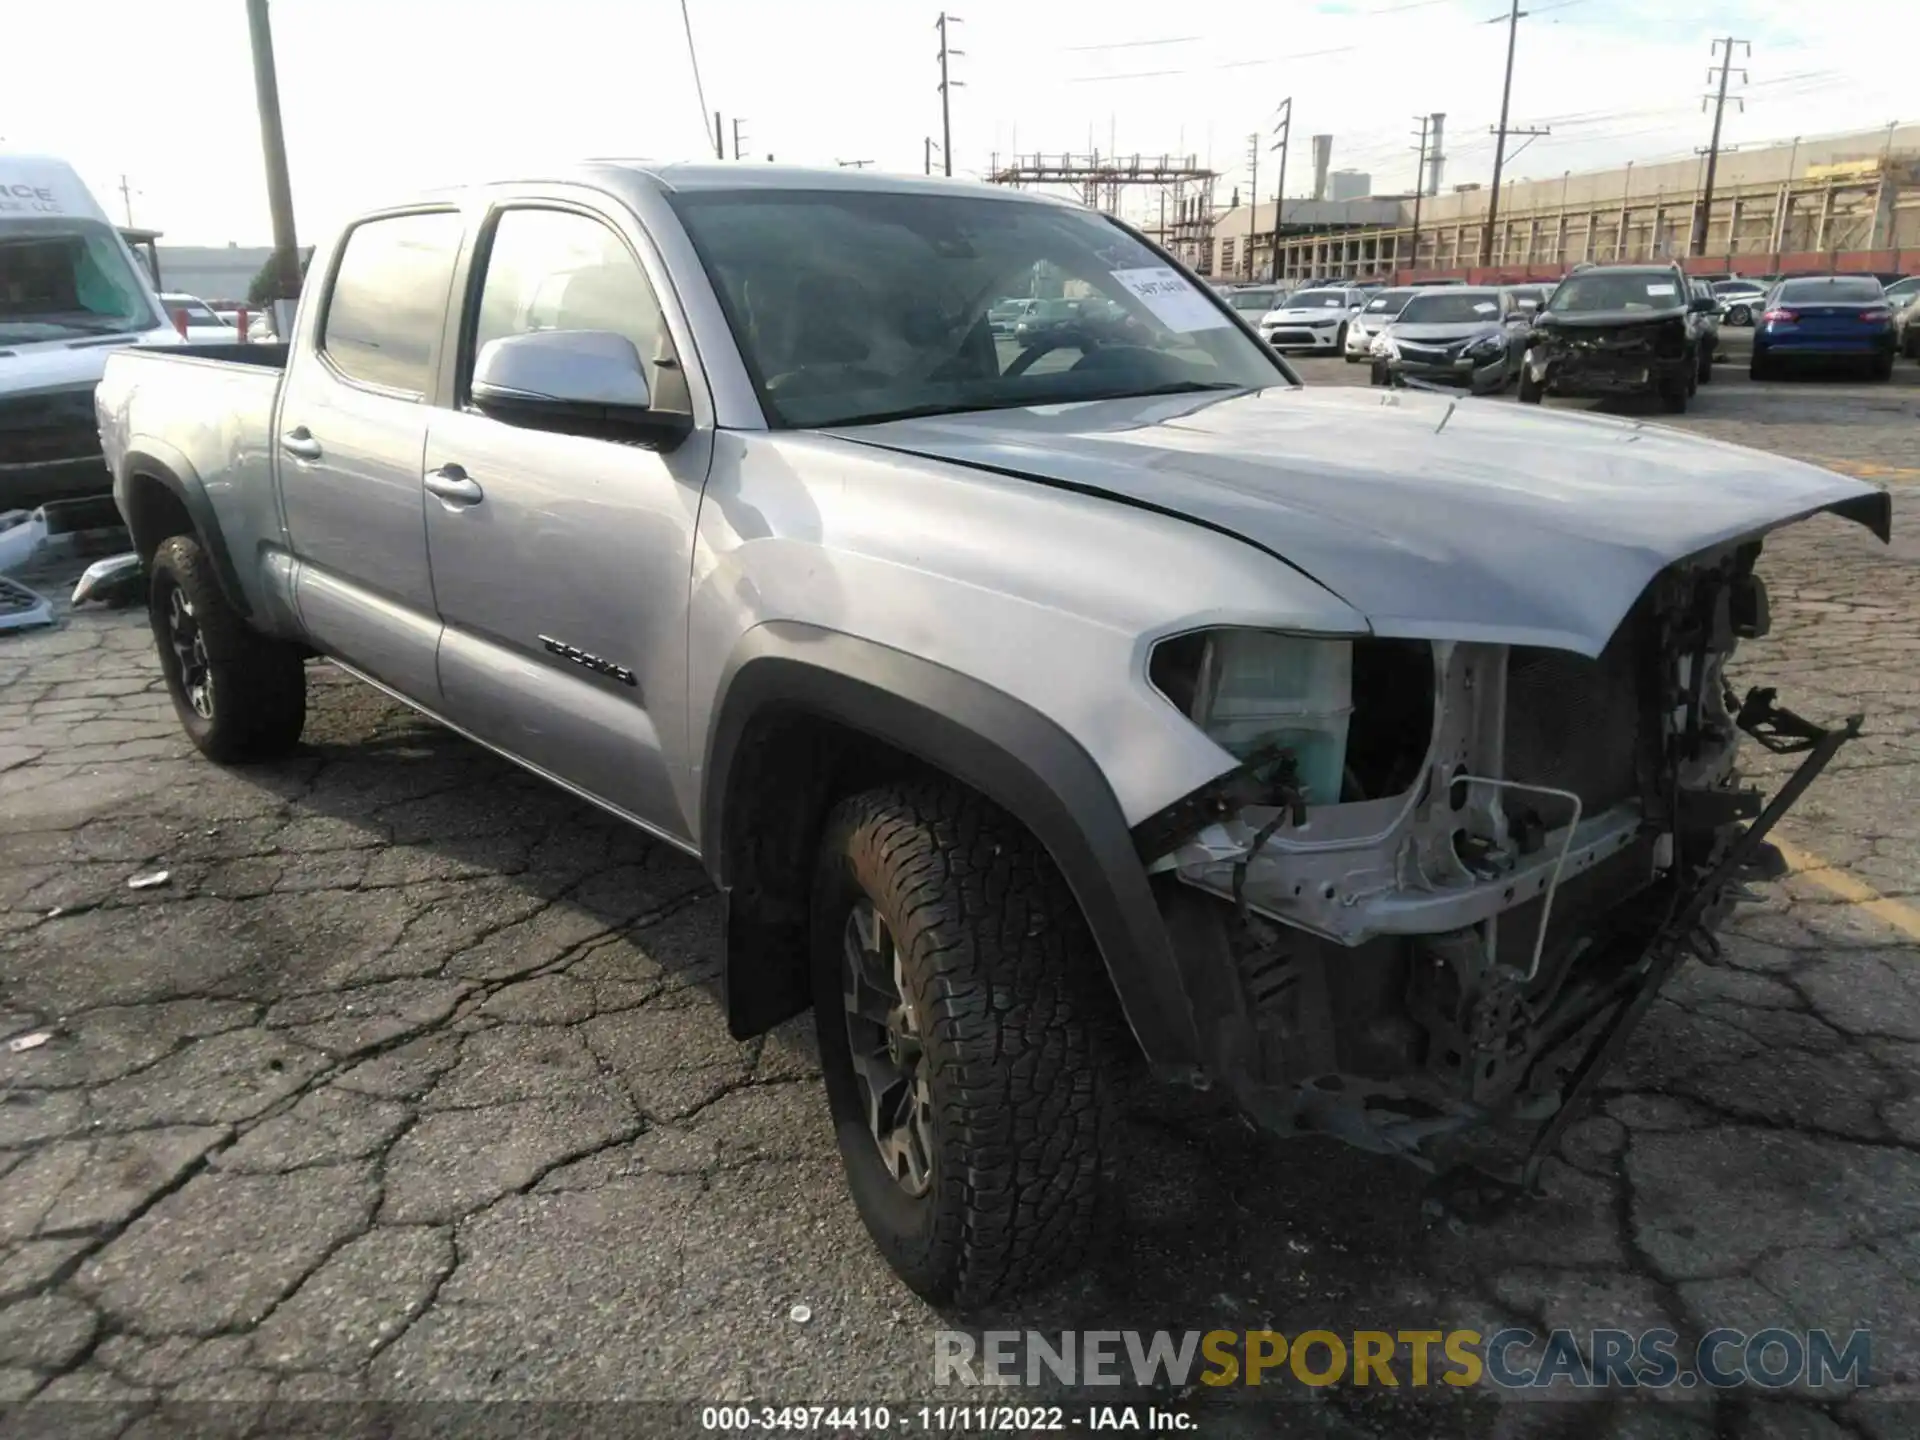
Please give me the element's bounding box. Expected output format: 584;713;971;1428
1135;540;1859;1177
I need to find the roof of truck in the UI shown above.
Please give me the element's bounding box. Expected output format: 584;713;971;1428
0;153;112;224
583;160;1072;203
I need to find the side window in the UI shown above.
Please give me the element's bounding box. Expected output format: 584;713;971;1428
467;207;680;406
319;211;463;396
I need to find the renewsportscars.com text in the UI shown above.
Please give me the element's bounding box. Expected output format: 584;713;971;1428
935;1328;1873;1391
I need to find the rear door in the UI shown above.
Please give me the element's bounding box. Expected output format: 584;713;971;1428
420;196;711;842
279;208;464;700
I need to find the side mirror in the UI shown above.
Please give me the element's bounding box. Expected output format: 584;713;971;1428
471;329;689;447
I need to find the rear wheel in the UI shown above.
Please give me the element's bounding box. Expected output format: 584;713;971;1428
148;535;307;763
810;782;1122;1306
1727;303;1751;326
1870;352;1895;382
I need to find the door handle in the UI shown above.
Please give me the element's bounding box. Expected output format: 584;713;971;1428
425;464;484;506
279;427;322;461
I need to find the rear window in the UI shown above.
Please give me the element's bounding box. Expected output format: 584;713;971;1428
1776;277;1885;305
320;211;464;395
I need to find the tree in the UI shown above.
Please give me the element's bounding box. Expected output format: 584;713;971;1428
247;247;313;307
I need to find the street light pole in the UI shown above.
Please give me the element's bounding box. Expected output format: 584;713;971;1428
244;0;301;323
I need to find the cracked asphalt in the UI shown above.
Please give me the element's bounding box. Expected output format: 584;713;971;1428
0;354;1917;1437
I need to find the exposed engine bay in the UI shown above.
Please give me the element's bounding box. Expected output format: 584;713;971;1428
1135;539;1859;1179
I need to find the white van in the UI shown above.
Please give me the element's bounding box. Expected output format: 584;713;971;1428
2;154;183;509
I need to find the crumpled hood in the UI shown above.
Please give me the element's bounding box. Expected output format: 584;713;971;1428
825;385;1890;657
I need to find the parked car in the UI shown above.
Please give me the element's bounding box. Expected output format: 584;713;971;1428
1012;296;1081;345
1257;285;1366;353
1711;277;1770;326
1343;286;1423;362
1882;275;1920;310
156;293;237;342
1370;287;1531;394
1520;263;1711;412
1506;284;1552;317
1750;275;1897;381
1221;284;1285;319
96;162;1887;1308
988;297;1036;335
1688;278;1720;381
1898;290;1920;362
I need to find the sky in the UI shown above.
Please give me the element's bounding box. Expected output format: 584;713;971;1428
4;0;1914;244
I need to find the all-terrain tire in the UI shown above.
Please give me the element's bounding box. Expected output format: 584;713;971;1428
148;534;307;763
810;781;1123;1307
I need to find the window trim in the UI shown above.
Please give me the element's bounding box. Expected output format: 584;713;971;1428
453;199;680;412
314;204;466;403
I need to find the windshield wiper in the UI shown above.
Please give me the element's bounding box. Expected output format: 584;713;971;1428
819;381;1247;430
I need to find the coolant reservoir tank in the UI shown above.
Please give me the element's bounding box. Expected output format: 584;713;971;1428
1201;631;1354;806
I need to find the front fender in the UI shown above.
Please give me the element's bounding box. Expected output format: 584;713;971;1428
702;621;1203;1069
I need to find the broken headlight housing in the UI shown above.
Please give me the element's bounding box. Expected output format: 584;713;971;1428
1151;629;1354;806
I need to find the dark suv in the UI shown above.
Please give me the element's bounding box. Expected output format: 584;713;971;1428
1521;263;1715;412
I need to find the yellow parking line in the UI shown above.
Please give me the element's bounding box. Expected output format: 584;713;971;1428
1772;838;1920;943
1806;458;1920;484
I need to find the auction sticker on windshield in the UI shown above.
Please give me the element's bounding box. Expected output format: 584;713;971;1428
1110;267;1233;332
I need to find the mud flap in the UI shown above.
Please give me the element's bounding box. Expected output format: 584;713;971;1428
1426;690;1862;1220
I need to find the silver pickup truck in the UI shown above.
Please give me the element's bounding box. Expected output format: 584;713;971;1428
97;163;1890;1304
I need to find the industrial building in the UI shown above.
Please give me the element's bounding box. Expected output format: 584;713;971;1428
1151;122;1920;283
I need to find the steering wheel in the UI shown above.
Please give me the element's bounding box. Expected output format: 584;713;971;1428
1003;334;1085;378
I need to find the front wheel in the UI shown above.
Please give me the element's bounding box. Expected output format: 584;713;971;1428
1658;374;1690;413
1728;304;1751;326
1698;346;1714;384
148;535;307;763
1335;323;1349;354
810;782;1122;1306
1518;367;1544;404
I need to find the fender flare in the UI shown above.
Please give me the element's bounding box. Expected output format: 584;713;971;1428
701;621;1201;1068
118;443;252;619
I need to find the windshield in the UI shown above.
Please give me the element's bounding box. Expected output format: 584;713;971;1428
1397;292;1503;324
1286;289;1350;309
1362;288;1418;315
1546;271;1684;314
0;223;157;343
669;189;1282;428
1777;277;1885;304
1227;288;1277;312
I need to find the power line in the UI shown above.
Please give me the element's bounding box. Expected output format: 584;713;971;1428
1063;35;1199;52
936;12;963;178
1480;0;1548;266
1691;35;1748;256
678;0;719;159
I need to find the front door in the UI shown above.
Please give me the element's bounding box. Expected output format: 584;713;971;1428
278;208;464;700
422;201;709;843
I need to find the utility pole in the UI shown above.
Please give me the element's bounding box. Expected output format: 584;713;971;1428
1480;0;1547;268
1691;36;1748;256
244;0;302;318
1245;133;1260;280
1267;97;1291;283
925;137;943;175
732;118;748;161
117;174;138;227
1409;116;1430;277
935;13;963;178
712;112;724;161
